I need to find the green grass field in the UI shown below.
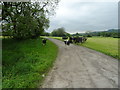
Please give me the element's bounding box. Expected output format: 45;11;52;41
48;36;119;59
2;37;58;88
81;37;119;59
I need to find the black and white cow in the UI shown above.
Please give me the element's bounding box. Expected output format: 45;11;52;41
42;39;47;45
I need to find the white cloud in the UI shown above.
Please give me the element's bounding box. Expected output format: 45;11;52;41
47;0;118;33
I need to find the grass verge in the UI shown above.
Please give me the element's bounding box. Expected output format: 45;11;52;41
2;37;58;88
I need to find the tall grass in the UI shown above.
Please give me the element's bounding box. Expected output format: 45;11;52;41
2;37;58;88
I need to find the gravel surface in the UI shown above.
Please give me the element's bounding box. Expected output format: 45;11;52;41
42;38;118;88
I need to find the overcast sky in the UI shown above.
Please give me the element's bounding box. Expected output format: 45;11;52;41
47;0;119;33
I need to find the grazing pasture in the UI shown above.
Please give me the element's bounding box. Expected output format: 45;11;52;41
81;37;119;59
2;37;58;88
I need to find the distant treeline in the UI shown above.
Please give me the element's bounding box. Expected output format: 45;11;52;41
41;28;120;38
80;29;120;38
41;27;71;37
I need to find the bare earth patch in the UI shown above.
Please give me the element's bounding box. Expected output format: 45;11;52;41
42;38;118;88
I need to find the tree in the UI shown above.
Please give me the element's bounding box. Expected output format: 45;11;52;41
41;31;50;36
2;1;59;40
85;31;92;37
51;27;66;37
75;33;79;36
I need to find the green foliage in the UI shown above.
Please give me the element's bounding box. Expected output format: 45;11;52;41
51;27;66;37
2;1;59;40
84;34;92;37
2;38;58;88
41;31;50;36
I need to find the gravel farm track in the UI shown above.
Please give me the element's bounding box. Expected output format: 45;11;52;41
42;38;118;88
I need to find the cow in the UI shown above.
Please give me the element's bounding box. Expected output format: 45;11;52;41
72;37;87;44
82;37;87;43
63;36;73;46
64;40;71;46
64;40;67;45
73;37;80;43
68;36;73;43
67;40;71;45
42;39;47;45
63;36;87;46
78;37;83;43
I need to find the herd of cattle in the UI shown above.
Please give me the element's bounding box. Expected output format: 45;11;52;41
62;36;87;46
42;36;87;46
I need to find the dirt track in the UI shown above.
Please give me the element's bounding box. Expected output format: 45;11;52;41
42;38;118;88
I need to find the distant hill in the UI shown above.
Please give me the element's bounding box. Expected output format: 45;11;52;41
107;29;119;33
71;29;119;37
91;29;119;33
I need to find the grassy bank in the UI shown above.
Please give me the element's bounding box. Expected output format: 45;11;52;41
48;36;119;59
2;37;58;88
